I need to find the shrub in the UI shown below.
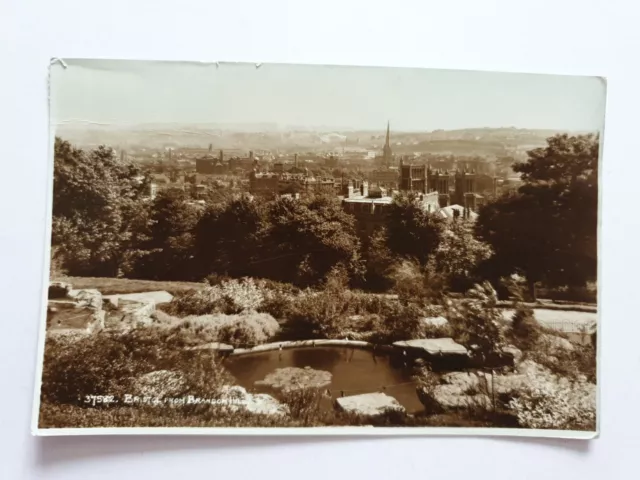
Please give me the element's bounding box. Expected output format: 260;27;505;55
286;290;353;340
510;305;541;351
40;328;232;406
164;278;265;316
449;282;505;359
217;312;280;347
258;291;295;320
375;302;425;343
434;221;493;292
525;336;596;383
422;322;453;339
168;312;279;348
509;370;596;430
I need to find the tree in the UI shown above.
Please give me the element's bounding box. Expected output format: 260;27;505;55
52;138;150;276
258;195;363;287
434;219;493;291
194;195;264;279
475;134;598;300
128;188;201;280
360;227;396;291
449;282;505;358
385;192;447;266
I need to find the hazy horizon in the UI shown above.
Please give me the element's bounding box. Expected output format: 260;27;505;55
50;60;607;133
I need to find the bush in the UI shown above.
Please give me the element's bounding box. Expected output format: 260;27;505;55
449;282;505;359
169;312;280;348
509;369;596;430
525;336;597;383
389;260;448;307
286;290;353;340
40;328;232;406
422;322;453;339
217;312;280;347
510;305;542;351
373;302;425;343
164;278;265;316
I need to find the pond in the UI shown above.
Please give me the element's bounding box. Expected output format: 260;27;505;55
223;346;425;414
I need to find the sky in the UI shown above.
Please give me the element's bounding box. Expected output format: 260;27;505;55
50;59;607;132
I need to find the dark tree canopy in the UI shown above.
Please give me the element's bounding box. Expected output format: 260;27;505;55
52;138;150;276
127;188;201;280
194;195;265;279
385;192;447;266
258;195;363;286
476;134;599;298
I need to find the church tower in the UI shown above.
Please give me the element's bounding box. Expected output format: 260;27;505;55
382;121;393;166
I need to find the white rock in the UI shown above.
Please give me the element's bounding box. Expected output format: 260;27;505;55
502;345;523;363
422;316;449;328
394;338;468;356
219;385;288;416
441;371;482;391
68;289;103;310
335;392;405;416
431;385;491;410
103;291;174;306
541;334;575;353
255;367;332;392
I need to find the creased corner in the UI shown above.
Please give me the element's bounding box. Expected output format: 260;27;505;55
50;58;68;69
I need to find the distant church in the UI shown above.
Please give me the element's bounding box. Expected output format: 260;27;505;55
370;122;400;188
369;122;485;210
381;121;393;167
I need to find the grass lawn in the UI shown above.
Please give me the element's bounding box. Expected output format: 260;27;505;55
54;276;206;295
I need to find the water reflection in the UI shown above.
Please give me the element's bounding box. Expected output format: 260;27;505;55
223;346;424;413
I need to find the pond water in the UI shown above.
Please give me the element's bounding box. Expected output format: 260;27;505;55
223;346;425;414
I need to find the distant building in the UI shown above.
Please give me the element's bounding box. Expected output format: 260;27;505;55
342;180;440;236
369;167;399;188
229;151;259;172
196;149;227;175
248;153;335;198
436;204;479;222
427;167;453;207
451;168;485;211
371;122;399;186
382;121;393;166
399;158;427;193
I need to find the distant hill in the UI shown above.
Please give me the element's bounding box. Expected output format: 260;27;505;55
54;123;588;157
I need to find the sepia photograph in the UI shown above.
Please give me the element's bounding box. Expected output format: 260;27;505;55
34;59;604;436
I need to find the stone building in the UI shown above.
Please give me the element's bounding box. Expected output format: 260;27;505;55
248;153;335;198
399;158;427;193
341;179;439;236
196;149;227;175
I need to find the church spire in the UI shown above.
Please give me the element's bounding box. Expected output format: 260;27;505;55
385;121;390;147
382;121;393;166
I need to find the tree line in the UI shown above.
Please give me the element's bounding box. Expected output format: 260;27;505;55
51;133;599;299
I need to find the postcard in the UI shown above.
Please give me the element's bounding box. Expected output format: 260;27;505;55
33;59;604;437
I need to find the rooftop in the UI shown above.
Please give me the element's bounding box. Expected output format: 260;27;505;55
342;195;394;204
437;204;479;220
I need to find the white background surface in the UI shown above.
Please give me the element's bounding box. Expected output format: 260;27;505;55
1;0;638;478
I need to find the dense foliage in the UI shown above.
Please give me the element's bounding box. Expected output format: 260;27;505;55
476;134;598;299
52;138;150;276
52;134;598;299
